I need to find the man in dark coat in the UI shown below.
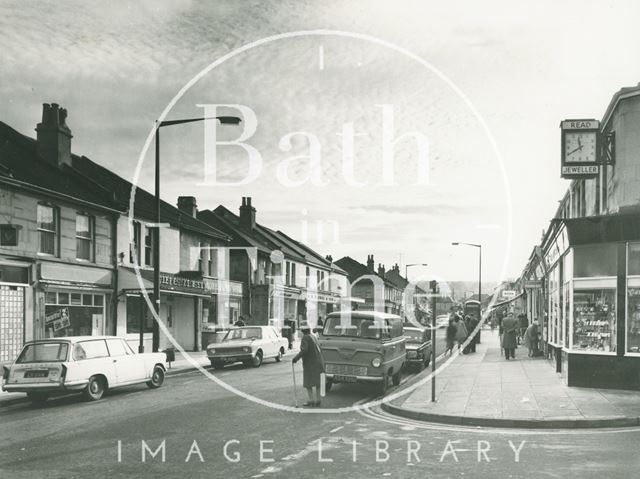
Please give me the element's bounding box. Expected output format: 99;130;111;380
293;321;325;407
502;312;519;360
466;315;479;353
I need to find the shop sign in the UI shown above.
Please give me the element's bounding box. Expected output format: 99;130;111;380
628;288;640;297
203;278;243;296
524;280;542;289
502;290;517;299
45;307;70;331
560;118;600;179
304;290;340;304
160;273;204;291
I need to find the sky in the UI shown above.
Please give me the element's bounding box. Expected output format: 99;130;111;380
1;0;639;285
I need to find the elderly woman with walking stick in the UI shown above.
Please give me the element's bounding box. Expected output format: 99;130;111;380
292;321;325;407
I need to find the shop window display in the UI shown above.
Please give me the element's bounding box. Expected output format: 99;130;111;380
45;291;105;337
627;288;640;353
572;289;616;352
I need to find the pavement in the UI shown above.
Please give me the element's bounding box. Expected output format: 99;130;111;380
384;328;640;428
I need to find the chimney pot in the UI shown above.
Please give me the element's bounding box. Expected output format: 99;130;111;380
177;196;198;218
239;196;256;231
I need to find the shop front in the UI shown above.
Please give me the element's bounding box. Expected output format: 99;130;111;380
38;262;114;340
542;214;640;390
0;261;31;365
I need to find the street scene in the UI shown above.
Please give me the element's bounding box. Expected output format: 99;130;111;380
2;1;640;478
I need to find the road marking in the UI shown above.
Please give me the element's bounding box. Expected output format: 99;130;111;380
329;425;344;433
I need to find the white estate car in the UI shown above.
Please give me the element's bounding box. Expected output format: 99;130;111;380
2;336;167;405
207;326;289;369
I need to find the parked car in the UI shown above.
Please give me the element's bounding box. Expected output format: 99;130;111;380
403;326;432;370
206;326;288;369
2;336;167;405
319;311;406;394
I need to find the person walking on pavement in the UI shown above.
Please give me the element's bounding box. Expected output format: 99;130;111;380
292;321;325;407
445;319;456;357
454;315;468;351
502;312;518;360
524;319;540;357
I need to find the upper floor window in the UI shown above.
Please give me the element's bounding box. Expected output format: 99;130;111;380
144;226;153;267
37;204;58;256
285;261;291;286
291;263;297;287
75;213;94;261
129;221;141;265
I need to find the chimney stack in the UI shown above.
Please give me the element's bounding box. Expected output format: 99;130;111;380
177;196;198;217
377;263;386;277
325;255;333;263
366;255;374;273
36;103;72;168
239;197;256;231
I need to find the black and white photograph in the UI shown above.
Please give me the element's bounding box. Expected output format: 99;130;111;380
1;1;640;478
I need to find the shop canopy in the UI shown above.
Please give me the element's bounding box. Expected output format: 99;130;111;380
488;292;524;311
559;213;640;246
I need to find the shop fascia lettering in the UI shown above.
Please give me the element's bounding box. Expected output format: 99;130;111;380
160;274;204;290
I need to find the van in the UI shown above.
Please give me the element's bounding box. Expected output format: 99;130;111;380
319;311;406;394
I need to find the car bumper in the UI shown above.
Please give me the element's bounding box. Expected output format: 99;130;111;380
325;373;384;383
207;354;253;363
2;379;88;393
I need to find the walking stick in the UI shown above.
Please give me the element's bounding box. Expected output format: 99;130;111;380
291;361;299;408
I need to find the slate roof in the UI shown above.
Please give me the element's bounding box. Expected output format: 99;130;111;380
72;156;230;241
198;205;344;274
0;121;118;212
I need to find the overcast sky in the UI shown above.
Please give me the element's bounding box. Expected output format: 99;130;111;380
2;0;639;285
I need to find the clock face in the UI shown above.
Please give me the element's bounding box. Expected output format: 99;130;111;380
564;131;597;163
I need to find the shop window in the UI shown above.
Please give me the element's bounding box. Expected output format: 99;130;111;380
37;204;58;256
45;293;106;337
203;298;218;323
126;295;154;333
572;288;616;352
573;244;617;277
627;283;640;353
75;213;94;261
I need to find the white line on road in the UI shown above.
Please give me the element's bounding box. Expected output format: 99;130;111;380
329;425;344;433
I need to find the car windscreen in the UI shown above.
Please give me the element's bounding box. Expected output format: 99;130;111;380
404;330;424;342
16;343;69;363
323;316;390;339
226;328;262;340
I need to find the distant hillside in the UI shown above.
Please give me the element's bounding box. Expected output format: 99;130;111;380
416;280;499;302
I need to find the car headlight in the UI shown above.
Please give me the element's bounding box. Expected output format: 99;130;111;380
242;347;251;353
371;357;382;368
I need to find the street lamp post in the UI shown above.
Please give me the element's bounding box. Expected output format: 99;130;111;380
452;242;482;343
147;115;241;353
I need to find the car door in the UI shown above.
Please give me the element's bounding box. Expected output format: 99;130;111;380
106;339;147;384
74;340;117;386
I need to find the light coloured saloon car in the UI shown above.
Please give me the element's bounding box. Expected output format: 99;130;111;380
2;336;167;405
207;326;288;369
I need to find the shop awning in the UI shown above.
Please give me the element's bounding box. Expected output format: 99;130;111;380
488;292;524;310
560;213;640;246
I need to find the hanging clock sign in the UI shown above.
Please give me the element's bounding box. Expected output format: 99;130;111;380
560;119;600;179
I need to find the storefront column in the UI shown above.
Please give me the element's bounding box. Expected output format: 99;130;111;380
617;243;627;357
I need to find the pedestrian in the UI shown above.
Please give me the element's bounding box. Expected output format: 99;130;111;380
524;319;540;357
502;312;518;360
292;321;325;407
466;315;479;353
445;319;456;357
454;315;468;351
314;316;324;334
234;315;246;327
517;314;528;345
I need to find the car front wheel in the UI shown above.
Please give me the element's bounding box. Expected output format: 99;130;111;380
251;351;263;368
83;375;106;401
392;370;402;386
146;365;165;389
275;348;284;362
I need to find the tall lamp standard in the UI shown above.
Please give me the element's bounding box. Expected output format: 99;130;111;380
147;115;242;353
452;242;482;342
